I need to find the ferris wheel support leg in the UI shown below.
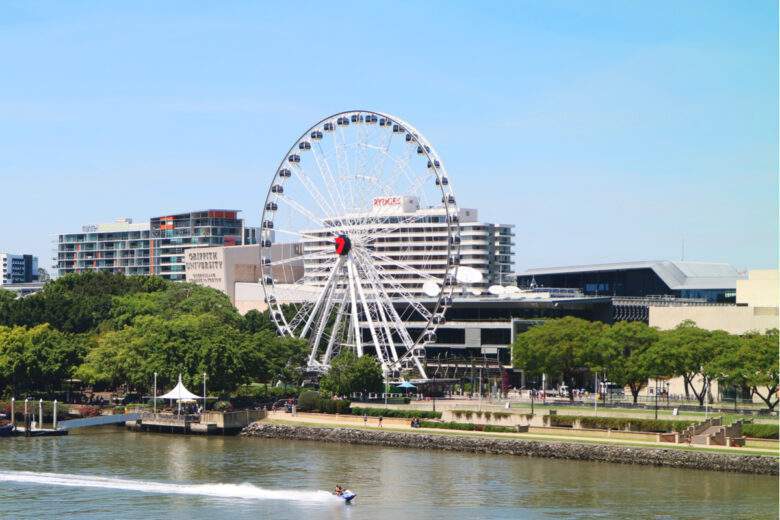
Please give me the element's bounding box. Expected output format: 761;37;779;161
321;291;348;366
414;356;429;380
352;261;389;371
307;277;338;369
301;256;343;339
375;297;399;362
346;257;363;357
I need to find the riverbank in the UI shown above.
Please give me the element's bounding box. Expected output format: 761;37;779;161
241;422;779;475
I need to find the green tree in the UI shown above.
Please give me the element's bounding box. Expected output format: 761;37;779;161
319;350;384;397
76;314;260;393
512;317;603;400
591;321;659;403
719;329;780;411
0;324;86;395
644;321;725;406
241;309;275;334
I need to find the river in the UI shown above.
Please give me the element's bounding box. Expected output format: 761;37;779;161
1;428;777;519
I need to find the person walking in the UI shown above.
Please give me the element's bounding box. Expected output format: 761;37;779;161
378;415;383;428
363;414;368;426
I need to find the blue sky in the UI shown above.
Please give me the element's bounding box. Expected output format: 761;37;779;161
1;1;777;273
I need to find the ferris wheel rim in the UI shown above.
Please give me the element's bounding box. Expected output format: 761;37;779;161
258;109;461;378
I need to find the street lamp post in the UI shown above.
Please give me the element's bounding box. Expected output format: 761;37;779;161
153;372;158;414
654;380;659;420
202;373;207;412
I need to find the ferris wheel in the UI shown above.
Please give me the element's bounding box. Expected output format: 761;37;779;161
259;110;461;380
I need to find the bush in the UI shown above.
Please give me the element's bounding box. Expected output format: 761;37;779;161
742;423;779;439
550;415;695;433
213;401;233;412
549;415;576;427
351;407;442;419
113;405;125;414
297;390;320;412
418;421;515;433
316;399;351;414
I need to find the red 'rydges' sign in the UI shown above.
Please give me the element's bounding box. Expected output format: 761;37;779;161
373;196;402;207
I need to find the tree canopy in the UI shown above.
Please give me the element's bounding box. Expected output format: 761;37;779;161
319;349;384;397
514;317;778;409
0;272;311;397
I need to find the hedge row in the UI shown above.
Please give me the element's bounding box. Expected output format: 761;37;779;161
351;407;442;419
451;410;512;421
742;423;779;439
549;415;696;433
419;421;516;433
297;391;352;414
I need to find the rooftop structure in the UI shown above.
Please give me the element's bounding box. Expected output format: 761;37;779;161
519;260;743;303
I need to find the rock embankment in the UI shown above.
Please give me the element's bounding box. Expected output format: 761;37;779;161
241;423;778;475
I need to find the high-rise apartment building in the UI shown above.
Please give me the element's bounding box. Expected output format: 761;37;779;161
1;253;38;285
150;210;246;281
55;210;254;281
301;196;514;294
56;218;151;276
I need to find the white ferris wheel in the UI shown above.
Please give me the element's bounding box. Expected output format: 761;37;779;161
259;110;461;380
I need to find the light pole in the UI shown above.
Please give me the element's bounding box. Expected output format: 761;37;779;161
202;372;207;412
654;379;659;420
10;398;14;428
153;372;158;414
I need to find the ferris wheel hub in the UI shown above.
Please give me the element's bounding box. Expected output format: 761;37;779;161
334;235;352;256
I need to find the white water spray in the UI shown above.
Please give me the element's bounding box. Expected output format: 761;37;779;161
0;471;340;503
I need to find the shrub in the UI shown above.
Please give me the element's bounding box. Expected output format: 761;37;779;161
417;421;515;433
297;390;320;412
548;415;575;428
483;424;515;433
213;401;233;412
551;415;695;433
492;412;511;420
316;399;351;414
351;407;441;419
742;423;779;439
113;405;126;414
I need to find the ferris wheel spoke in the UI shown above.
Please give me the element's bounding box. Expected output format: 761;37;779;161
268;249;332;268
291;163;344;227
353;248;433;322
351;260;388;370
274;193;332;230
299;256;343;339
311;141;352;227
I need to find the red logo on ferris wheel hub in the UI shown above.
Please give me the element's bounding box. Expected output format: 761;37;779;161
334;235;352;256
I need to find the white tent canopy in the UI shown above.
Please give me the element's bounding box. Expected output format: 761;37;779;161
159;374;202;401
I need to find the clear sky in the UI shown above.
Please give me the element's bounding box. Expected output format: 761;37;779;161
1;1;777;273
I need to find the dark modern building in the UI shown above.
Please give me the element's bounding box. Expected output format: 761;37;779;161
518;261;741;303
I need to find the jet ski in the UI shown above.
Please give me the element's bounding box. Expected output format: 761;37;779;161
340;490;356;503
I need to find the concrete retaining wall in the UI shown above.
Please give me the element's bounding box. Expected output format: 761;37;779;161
240;423;778;475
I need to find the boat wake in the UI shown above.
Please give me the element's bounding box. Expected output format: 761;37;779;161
0;470;339;503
